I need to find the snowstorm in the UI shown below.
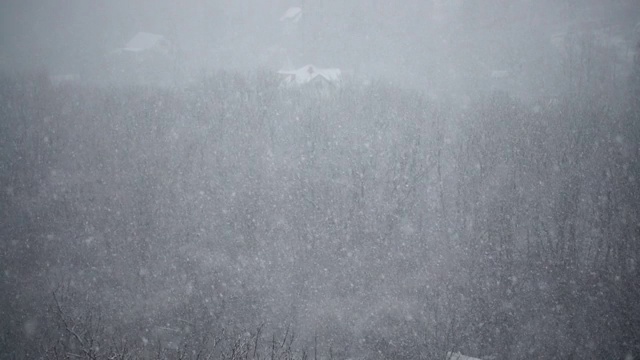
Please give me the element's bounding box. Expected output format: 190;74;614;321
1;1;639;359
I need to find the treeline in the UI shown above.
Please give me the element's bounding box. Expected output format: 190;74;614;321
0;58;639;359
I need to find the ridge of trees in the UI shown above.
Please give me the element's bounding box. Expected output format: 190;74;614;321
0;58;639;358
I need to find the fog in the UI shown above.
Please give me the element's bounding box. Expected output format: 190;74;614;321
3;1;637;94
1;1;640;359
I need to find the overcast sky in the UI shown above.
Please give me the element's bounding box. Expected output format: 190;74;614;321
1;0;638;97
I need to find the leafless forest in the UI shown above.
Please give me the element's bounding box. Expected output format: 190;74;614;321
1;1;640;359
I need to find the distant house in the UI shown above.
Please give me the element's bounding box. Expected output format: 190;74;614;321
277;64;341;88
280;6;303;36
447;352;482;360
447;352;495;360
107;32;177;85
280;7;302;23
117;32;173;55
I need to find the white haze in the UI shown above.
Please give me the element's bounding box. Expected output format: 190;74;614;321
1;1;640;359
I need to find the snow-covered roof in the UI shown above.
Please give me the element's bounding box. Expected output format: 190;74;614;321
280;7;302;22
447;352;483;360
278;64;341;86
120;32;170;53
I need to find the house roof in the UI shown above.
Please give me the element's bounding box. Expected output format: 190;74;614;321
121;32;169;53
278;64;341;85
447;352;483;360
280;7;302;22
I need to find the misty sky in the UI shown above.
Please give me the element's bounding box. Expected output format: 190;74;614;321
2;1;640;359
1;1;638;96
